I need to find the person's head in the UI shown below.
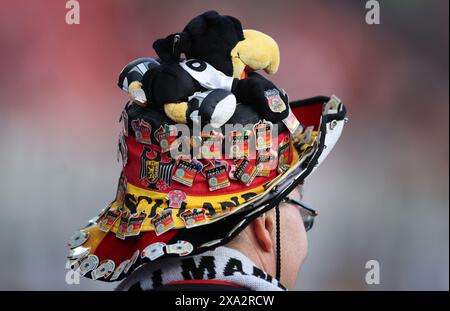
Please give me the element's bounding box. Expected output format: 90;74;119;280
225;185;309;290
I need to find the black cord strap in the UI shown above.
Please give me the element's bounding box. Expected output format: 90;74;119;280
275;204;281;281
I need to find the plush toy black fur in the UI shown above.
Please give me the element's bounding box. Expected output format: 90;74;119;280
153;11;244;77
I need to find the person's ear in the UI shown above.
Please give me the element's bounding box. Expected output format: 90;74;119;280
251;213;274;253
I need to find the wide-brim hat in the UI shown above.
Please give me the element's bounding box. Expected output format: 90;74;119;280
67;95;347;282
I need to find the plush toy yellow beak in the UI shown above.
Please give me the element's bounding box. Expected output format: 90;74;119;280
230;29;280;79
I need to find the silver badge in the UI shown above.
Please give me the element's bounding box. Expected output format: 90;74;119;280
92;260;115;280
67;246;91;260
165;240;193;256
142;242;166;261
110;259;130;281
78;255;99;276
68;231;89;249
124;250;139;274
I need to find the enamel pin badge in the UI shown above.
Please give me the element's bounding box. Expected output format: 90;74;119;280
180;208;207;228
233;157;262;186
131;118;152;144
172;158;199;187
254;120;273;150
166;190;187;209
151;208;176;236
154;124;178;153
202;161;230;191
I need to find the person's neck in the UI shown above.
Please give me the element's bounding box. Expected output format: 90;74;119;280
225;231;277;280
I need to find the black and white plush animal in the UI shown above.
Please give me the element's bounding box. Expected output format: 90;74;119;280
118;11;290;128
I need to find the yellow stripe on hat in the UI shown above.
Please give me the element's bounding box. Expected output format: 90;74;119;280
111;181;269;232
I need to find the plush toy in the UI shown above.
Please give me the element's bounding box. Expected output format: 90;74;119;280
117;57;160;106
122;11;290;128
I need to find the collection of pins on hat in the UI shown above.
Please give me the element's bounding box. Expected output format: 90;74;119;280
120;105;314;192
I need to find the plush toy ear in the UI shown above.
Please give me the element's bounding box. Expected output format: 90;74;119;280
153;32;191;63
226;16;245;41
203;10;221;24
184;10;220;35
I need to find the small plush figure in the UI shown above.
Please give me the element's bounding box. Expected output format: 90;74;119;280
117;57;160;106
